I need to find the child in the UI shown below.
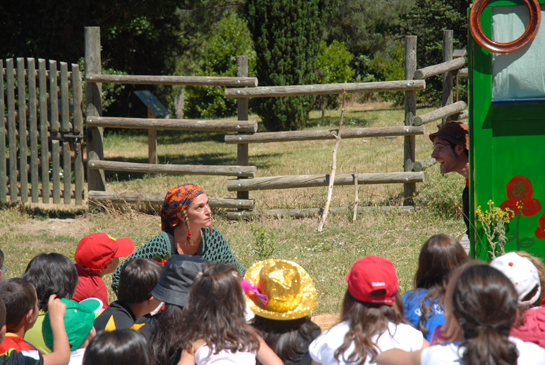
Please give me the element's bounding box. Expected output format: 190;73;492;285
177;264;283;365
243;259;321;365
403;234;468;341
22;253;79;354
94;258;162;338
0;249;6;281
73;233;135;308
42;298;102;365
150;255;208;365
376;264;545;365
516;251;545;306
0;278;70;365
491;252;545;347
309;255;427;365
82;329;154;365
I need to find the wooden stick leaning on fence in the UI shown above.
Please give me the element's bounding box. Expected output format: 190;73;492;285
353;167;358;222
318;89;346;232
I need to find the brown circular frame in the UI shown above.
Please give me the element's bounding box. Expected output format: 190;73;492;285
469;0;541;53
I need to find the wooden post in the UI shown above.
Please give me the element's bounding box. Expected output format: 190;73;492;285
236;55;249;201
0;60;6;202
85;26;106;192
442;30;453;126
148;109;157;164
17;58;28;203
38;59;50;203
404;36;417;206
27;58;39;203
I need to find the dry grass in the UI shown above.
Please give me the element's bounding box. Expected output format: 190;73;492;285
0;101;468;315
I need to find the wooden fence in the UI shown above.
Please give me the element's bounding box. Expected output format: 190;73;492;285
1;58;85;205
2;28;467;214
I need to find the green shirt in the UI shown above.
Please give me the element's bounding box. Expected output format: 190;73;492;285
111;227;246;293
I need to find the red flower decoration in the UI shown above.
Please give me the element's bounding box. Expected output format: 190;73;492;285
536;214;545;240
499;176;541;219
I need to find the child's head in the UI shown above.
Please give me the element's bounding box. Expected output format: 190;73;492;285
179;264;260;354
243;259;318;363
452;264;519;364
151;255;207;308
339;256;404;363
414;234;468;289
514;251;545;306
490;252;541;307
22;253;78;312
83;329;154;365
117;258;162;305
43;298;102;351
75;233;135;276
0;248;5;281
0;278;38;332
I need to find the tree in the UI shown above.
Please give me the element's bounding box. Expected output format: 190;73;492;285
402;0;469;104
246;0;335;131
315;40;354;109
183;12;256;119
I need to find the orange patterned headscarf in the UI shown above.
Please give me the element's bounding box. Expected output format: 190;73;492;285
160;184;205;231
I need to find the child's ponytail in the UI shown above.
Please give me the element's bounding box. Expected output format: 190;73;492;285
452;265;519;365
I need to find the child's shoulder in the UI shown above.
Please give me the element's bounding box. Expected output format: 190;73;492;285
0;336;43;365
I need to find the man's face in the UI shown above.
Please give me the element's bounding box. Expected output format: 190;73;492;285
431;136;464;174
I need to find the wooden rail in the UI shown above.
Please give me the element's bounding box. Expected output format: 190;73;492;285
412;157;436;172
227;172;424;191
459;110;468;120
413;101;467;126
86;74;258;87
414;58;466;80
88;160;257;177
227;206;414;219
88;191;255;209
458;68;468;77
86;116;258;133
225;80;425;98
225;126;424;144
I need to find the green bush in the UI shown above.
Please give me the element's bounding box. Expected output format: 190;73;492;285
183;12;256;119
315;40;355;109
368;46;405;105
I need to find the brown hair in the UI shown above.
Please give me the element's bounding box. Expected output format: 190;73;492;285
453;265;519;365
515;251;545;307
0;278;37;330
409;234;468;335
117;258;162;304
179;264;260;355
334;291;406;365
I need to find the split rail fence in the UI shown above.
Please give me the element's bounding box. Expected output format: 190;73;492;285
2;28;468;213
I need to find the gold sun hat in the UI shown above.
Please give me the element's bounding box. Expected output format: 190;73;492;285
243;259;317;320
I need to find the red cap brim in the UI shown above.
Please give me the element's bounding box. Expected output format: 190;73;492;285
114;238;135;257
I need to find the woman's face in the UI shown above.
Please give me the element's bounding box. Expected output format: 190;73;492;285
185;194;212;229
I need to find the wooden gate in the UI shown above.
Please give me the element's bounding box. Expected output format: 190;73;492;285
1;58;85;205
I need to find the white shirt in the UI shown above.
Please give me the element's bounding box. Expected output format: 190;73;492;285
421;336;545;365
69;349;85;365
309;320;424;365
194;343;256;365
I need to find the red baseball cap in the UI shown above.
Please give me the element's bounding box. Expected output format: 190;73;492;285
75;233;135;273
345;255;398;305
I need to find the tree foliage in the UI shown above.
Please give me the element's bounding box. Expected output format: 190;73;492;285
315;40;354;108
184;12;256;119
246;0;335;131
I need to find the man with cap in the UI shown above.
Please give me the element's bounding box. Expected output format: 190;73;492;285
72;233;135;309
429;121;470;238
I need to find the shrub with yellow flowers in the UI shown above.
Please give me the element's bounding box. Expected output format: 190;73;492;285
476;200;512;259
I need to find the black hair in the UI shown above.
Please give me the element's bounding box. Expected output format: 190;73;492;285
150;304;185;365
0;249;4;268
447;140;469;158
252;315;320;363
22;253;78;311
0;278;37;330
0;296;5;329
117;258;162;304
453;265;519;365
83;329;154;365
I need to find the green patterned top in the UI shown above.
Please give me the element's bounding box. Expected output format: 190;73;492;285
111;227;246;293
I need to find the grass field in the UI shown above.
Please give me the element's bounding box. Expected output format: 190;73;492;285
0;101;467;314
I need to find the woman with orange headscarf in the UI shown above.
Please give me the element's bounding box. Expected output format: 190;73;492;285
111;183;246;292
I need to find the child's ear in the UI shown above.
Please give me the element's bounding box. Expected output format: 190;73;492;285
0;325;6;343
25;308;34;324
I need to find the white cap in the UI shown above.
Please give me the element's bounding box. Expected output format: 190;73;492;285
491;252;541;307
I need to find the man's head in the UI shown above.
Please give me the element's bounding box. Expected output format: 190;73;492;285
0;278;38;332
430;121;469;175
